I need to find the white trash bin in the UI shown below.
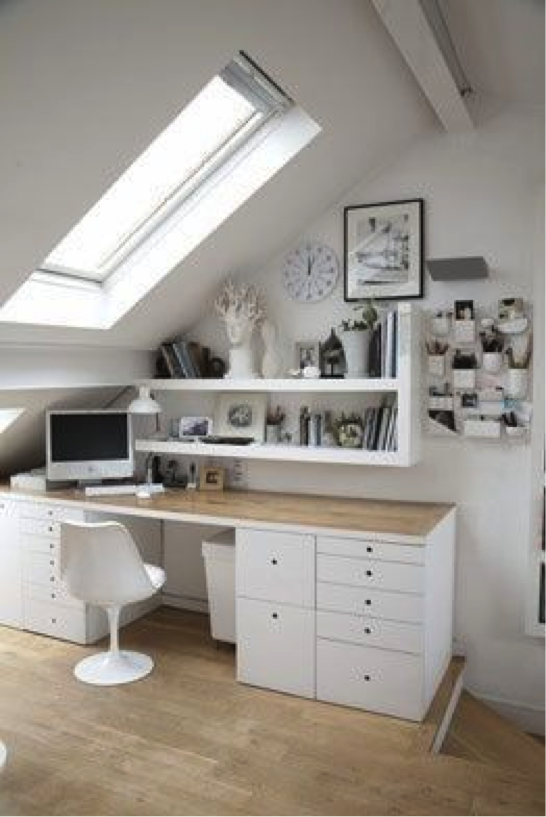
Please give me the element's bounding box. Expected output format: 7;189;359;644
202;529;236;643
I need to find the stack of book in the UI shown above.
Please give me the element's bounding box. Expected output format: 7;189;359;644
368;309;398;378
362;402;398;452
159;340;208;378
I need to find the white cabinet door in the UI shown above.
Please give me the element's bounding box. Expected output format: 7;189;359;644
236;528;315;607
0;499;23;627
237;597;315;698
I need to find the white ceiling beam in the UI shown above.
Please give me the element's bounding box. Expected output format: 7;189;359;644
372;0;474;132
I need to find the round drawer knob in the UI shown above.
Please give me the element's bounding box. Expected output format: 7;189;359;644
49;544;54;549
51;594;56;600
272;612;278;620
271;558;278;565
366;546;373;553
365;599;372;606
50;577;55;582
364;627;371;635
49;560;54;566
51;618;57;624
48;527;53;533
363;674;371;682
366;570;373;577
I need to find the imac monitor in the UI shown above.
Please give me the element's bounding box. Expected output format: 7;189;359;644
46;410;133;482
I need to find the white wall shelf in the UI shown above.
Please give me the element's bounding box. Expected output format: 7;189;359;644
137;377;399;393
135;303;421;468
135;438;402;467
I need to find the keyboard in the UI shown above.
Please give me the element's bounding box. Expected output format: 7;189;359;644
84;483;165;497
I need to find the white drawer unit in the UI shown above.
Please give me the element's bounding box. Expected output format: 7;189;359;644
317;582;424;623
237;597;315;698
20;517;61;539
25;581;84;610
317;553;424;594
0;498;23;628
23;549;61;585
317;536;424;564
316;610;423;654
316;639;425;721
236;528;315;608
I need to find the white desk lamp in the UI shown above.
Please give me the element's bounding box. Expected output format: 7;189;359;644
128;387;162;498
127;386;161;415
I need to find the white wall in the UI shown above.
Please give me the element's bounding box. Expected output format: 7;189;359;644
191;104;545;729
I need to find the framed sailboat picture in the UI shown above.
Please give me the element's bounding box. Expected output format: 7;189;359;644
344;199;424;301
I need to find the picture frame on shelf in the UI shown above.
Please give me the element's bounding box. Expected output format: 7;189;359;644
214;392;267;442
199;466;225;491
294;341;321;372
178;416;213;439
344;198;424;301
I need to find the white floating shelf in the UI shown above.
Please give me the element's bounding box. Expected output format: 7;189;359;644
135;438;402;467
137;377;399;393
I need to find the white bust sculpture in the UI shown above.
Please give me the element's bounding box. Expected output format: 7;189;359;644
215;280;264;379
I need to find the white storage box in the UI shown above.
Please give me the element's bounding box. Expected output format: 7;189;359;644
202;529;236;643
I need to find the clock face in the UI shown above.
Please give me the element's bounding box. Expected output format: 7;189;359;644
282;241;339;303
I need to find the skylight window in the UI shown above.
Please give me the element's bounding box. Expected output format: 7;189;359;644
0;52;320;329
38;54;290;283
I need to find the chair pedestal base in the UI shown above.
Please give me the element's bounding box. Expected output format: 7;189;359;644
0;741;6;771
75;650;153;686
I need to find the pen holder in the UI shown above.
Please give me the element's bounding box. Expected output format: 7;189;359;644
482;352;503;374
428;354;446;377
505;368;528;399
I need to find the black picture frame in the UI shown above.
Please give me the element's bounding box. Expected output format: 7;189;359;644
344;198;424;302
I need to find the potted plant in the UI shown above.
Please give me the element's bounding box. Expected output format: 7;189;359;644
339;299;378;378
333;412;364;449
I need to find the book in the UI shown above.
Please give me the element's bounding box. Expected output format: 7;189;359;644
172;340;198;378
160;343;183;378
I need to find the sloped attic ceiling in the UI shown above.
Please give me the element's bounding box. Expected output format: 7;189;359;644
0;0;436;350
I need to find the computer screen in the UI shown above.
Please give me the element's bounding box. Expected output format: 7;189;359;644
46;410;133;481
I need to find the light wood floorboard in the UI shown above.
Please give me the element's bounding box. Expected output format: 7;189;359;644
0;608;543;816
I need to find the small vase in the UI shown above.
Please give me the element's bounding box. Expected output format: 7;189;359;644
341;330;370;378
338;423;363;448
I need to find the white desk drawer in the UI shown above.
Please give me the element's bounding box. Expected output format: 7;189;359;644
317;554;424;594
317;610;423;654
316;639;424;721
317;536;424;564
23;550;60;584
317;583;423;623
25;581;84;610
21;534;59;556
19;503;84;523
236;529;315;607
20;517;60;540
237;598;315;698
23;598;86;643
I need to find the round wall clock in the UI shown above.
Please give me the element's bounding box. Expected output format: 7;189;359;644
282;241;339;303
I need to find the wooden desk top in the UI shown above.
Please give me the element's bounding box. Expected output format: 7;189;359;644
0;484;453;542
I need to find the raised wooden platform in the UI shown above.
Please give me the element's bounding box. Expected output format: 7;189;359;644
0;608;543;815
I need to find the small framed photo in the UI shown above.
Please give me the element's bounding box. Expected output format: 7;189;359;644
498;297;524;320
214;392;267;442
179;416;213;439
199;466;225;491
461;391;478;409
294;341;320;371
454;300;474;320
344;199;424;301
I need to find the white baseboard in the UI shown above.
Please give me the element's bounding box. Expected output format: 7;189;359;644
471;690;545;736
161;592;209;614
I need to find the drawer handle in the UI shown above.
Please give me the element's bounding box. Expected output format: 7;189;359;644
366;546;373;553
49;560;54;566
51;593;56;600
50;577;55;583
365;570;373;578
363;674;371;682
364;599;372;606
271;558;278;566
51;618;57;624
271;612;279;620
48;526;54;533
49;544;54;550
364;627;372;635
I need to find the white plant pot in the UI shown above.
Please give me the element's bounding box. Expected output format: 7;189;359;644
482;352;503;374
505;368;528;399
341;330;370;378
226;345;257;379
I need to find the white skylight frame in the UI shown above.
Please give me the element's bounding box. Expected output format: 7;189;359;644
0;53;320;329
38;54;291;285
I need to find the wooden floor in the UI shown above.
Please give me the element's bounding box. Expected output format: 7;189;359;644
0;608;543;816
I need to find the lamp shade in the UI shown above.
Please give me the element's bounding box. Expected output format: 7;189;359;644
128;386;161;415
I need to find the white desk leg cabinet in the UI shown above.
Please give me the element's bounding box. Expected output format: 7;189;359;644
236;512;455;722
